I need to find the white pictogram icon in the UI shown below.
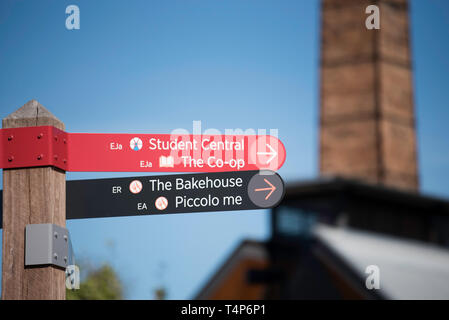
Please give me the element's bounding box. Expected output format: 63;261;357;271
129;180;143;194
159;155;174;168
155;196;168;210
130;137;143;151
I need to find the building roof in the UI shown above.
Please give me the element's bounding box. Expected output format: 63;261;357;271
196;223;449;300
195;240;268;300
283;176;449;215
314;224;449;299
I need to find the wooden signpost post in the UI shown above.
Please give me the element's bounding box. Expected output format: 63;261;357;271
2;100;66;299
0;100;286;300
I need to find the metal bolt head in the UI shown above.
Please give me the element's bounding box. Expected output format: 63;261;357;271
54;154;58;160
64;256;68;263
7;135;13;141
54;231;58;239
64;235;68;242
37;133;43;139
8;156;14;162
54;253;58;260
37;154;43;160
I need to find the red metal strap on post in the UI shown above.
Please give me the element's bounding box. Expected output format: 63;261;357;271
1;126;68;171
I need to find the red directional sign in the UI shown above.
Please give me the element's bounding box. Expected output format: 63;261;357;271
0;126;286;172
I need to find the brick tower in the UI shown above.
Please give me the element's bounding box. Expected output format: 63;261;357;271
319;0;419;191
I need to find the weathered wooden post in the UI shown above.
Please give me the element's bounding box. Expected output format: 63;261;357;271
1;100;66;299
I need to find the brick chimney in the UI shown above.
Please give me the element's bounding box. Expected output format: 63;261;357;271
319;0;419;191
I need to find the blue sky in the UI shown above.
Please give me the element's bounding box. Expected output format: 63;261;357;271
0;0;448;299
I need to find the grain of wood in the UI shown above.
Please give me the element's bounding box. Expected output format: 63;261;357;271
1;100;66;300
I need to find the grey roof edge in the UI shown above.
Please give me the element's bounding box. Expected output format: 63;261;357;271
283;175;449;212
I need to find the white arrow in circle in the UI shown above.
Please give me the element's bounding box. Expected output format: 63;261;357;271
257;143;278;164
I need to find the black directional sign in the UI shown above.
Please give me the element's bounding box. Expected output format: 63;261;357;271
65;170;284;220
0;171;284;227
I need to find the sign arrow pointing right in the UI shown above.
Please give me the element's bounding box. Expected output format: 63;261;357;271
256;143;278;164
254;178;277;200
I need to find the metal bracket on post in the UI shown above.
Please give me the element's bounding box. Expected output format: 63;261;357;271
1;126;68;171
25;223;72;269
